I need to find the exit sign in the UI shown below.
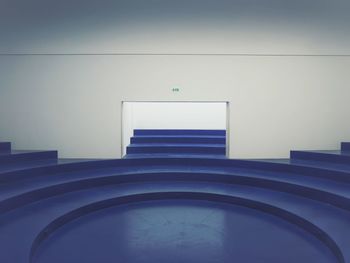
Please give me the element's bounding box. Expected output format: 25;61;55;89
171;86;180;92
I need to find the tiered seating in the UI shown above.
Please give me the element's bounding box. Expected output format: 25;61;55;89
0;142;11;152
0;135;350;263
125;129;226;158
341;142;350;151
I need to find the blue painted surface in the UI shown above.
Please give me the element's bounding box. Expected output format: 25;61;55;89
123;153;228;159
134;129;226;136
0;142;11;152
0;150;58;164
0;133;350;263
34;200;337;263
131;135;226;144
126;144;226;155
290;150;350;165
127;130;226;157
341;142;350;152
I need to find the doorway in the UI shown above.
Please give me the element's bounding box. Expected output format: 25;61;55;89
121;101;229;157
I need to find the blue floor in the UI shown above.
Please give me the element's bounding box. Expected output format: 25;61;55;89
0;130;350;263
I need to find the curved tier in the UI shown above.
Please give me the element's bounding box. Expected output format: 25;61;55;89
0;137;350;263
31;192;342;263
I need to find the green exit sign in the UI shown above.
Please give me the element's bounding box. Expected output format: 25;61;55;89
171;86;180;92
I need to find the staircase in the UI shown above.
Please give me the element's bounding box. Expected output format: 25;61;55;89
0;137;350;263
125;129;227;158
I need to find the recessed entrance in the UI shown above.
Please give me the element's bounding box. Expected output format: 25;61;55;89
121;101;229;157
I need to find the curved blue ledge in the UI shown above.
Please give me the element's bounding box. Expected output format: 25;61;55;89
1;131;350;263
30;192;344;263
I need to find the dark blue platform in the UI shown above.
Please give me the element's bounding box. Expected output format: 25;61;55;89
126;129;227;157
341;142;350;152
133;129;226;136
1;129;350;263
0;142;11;152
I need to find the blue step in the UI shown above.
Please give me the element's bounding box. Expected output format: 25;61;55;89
126;143;226;155
131;135;225;144
1;181;347;263
0;158;97;175
123;153;227;159
134;129;226;136
0;142;11;152
1;136;350;263
30;188;345;263
259;158;350;172
2;167;350;214
341;142;350;151
290;150;350;165
0;150;58;165
3;157;350;186
33;197;337;263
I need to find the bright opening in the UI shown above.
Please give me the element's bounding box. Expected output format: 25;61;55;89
121;101;229;157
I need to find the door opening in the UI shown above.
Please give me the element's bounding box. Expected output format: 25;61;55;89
121;101;230;158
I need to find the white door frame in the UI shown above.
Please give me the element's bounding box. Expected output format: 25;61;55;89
121;101;230;158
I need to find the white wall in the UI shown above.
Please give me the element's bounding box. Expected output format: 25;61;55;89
0;55;350;159
0;0;350;159
122;102;227;155
2;0;350;54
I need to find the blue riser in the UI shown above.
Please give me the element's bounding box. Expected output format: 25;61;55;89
0;142;11;152
2;136;350;263
2;157;350;185
131;136;225;144
127;146;226;155
0;151;58;165
134;129;226;136
341;142;350;151
10;182;347;263
32;196;335;263
2;171;350;214
30;191;343;263
290;151;350;165
1;158;350;263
